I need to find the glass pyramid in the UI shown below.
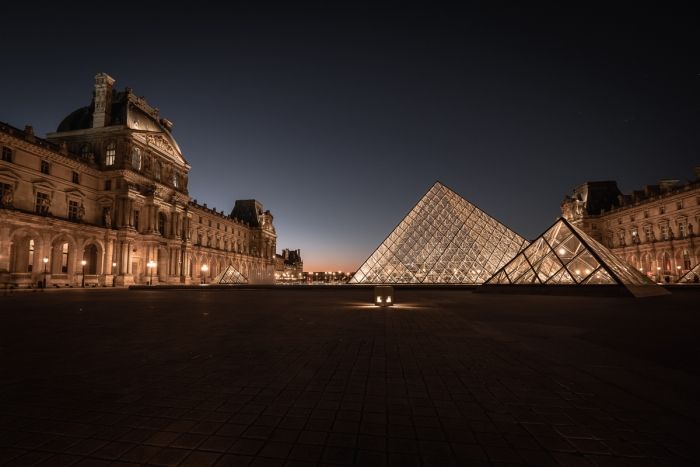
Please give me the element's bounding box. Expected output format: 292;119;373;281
211;265;248;284
349;182;529;284
484;217;668;297
678;264;700;284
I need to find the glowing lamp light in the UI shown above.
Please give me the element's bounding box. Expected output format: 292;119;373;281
374;286;394;307
558;248;566;255
81;260;87;266
43;257;49;264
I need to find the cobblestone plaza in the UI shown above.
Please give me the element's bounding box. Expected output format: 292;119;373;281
1;288;698;466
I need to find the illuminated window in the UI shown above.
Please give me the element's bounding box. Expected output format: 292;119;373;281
105;142;116;166
61;242;69;273
131;147;142;170
1;146;12;162
28;239;34;272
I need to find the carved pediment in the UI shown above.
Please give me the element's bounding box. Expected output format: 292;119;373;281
147;134;175;155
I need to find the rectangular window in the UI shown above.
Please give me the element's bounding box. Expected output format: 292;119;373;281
644;210;649;218
133;210;140;231
35;192;50;214
61;243;69;273
40;160;50;174
661;224;669;240
72;172;80;184
630;214;635;222
68;200;80;220
631;228;639;243
679;222;686;238
677;200;683;210
197;234;202;245
199;216;202;224
644;225;653;242
617;231;625;246
105;180;112;191
659;205;665;215
1;146;12;162
105;143;116;166
28;239;34;272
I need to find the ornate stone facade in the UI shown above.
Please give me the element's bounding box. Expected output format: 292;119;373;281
0;73;276;287
561;168;700;283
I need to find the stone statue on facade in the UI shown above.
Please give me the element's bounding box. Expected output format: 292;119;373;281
103;207;112;228
39;196;51;214
1;186;13;207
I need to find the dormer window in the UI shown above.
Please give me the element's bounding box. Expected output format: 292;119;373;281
105;142;116;166
131;147;142;170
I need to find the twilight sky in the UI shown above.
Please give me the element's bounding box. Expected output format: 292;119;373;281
1;3;698;271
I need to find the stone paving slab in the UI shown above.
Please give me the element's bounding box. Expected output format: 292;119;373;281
0;288;699;466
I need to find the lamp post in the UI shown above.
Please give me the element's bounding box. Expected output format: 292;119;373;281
676;264;682;280
42;257;48;288
656;266;661;283
81;259;87;287
201;264;208;284
147;259;156;286
112;262;117;287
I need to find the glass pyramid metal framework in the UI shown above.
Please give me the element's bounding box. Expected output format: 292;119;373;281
349;182;529;284
484;217;668;297
678;263;700;284
211;265;248;284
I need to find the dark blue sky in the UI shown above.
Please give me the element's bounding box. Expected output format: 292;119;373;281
1;3;697;271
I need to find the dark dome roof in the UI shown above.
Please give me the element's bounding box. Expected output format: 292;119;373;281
56;106;92;132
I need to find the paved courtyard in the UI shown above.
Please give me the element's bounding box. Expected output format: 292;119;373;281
1;288;699;466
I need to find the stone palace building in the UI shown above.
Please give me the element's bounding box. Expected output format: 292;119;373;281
0;73;276;287
561;167;699;283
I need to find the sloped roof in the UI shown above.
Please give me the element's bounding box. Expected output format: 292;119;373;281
483;217;669;297
349;182;529;284
211;265;248;284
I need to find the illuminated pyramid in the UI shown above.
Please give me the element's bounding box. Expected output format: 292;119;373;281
349;182;529;284
483;217;668;297
678;264;700;284
211;264;248;284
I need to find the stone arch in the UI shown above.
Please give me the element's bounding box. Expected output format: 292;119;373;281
626;254;639;270
49;233;79;275
9;228;43;274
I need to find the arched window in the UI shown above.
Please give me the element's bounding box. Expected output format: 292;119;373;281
154;161;162;181
61;242;69;273
105;142;116;166
131;147;142;170
28;239;34;272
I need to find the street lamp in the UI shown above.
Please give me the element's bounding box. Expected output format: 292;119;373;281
676;264;682;280
42;257;48;288
201;264;208;284
112;262;117;287
147;259;157;285
81;259;87;287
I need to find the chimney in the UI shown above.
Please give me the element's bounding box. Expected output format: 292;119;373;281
92;72;116;128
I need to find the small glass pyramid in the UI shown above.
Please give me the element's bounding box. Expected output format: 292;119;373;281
211;264;248;284
678;264;700;284
349;182;529;284
484;217;668;297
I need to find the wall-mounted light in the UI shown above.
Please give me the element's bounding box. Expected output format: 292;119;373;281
374;286;394;307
